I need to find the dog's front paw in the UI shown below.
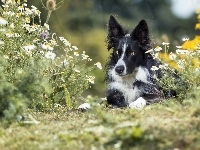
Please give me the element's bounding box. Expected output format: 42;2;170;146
107;90;127;108
78;103;91;110
129;97;146;109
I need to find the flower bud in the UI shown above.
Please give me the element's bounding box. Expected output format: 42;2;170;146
46;0;56;11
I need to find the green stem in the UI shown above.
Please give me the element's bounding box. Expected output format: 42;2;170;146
64;85;72;109
45;10;52;24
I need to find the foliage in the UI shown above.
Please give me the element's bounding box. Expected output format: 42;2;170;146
0;1;199;150
150;12;200;101
0;0;101;122
0;100;200;149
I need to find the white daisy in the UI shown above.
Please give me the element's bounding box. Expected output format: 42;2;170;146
49;39;57;46
176;46;182;49
72;46;78;50
182;38;189;41
23;44;36;51
2;4;9;8
44;23;50;30
45;51;56;60
81;51;89;60
169;52;177;60
158;65;165;69
2;0;13;4
74;52;79;56
18;5;24;12
86;75;95;84
42;43;54;50
31;5;39;15
0;17;8;25
64;40;71;47
94;62;102;70
6;32;14;37
176;49;189;54
162;42;170;45
151;66;159;71
59;37;71;47
25;8;33;15
87;58;92;61
25;17;30;23
154;46;162;52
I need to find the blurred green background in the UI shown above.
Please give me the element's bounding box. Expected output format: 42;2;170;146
22;0;198;97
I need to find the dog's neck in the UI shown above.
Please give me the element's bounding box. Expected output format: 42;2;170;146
109;66;149;86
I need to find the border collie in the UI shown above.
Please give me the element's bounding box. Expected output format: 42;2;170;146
106;15;175;109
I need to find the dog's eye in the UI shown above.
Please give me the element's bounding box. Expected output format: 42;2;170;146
116;50;122;56
126;49;135;57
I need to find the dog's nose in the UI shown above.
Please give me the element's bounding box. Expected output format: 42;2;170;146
115;66;125;74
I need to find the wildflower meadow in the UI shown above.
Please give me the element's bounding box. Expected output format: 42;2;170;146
0;0;200;150
0;0;102;122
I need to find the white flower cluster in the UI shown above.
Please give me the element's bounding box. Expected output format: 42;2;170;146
0;0;102;88
58;36;102;71
151;38;200;71
0;0;58;59
59;37;71;47
86;75;95;84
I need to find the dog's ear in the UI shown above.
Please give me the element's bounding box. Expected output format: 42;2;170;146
107;15;125;50
131;20;151;50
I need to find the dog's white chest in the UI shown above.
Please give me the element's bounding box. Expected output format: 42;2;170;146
125;85;141;103
108;81;141;104
108;66;149;104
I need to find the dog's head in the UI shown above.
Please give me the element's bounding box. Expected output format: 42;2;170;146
107;15;151;76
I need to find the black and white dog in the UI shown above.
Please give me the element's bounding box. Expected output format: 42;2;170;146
106;15;176;109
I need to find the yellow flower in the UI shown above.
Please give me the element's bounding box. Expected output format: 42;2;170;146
17;13;22;17
197;14;200;20
158;52;179;70
195;23;200;30
182;36;200;50
158;52;171;62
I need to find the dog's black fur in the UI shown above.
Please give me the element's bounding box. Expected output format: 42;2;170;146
106;15;176;108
